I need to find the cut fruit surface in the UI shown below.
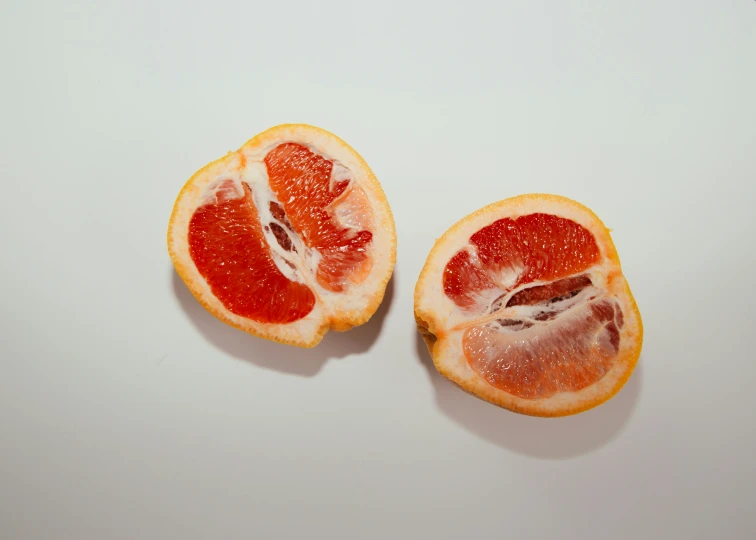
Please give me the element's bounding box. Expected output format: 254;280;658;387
415;195;642;417
188;181;316;324
169;124;396;347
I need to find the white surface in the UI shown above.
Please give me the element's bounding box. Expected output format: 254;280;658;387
1;1;754;538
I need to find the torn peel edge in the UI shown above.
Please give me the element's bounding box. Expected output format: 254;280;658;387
415;313;440;356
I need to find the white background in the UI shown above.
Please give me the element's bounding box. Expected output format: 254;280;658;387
1;1;755;538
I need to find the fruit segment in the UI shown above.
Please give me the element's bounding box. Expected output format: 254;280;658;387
264;143;373;293
463;296;624;399
189;181;316;323
443;214;600;314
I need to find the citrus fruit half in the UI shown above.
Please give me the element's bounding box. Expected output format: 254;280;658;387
168;124;396;347
414;195;642;416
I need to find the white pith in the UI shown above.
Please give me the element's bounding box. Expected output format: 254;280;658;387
455;277;604;332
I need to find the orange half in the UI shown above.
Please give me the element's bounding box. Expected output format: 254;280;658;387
415;195;642;417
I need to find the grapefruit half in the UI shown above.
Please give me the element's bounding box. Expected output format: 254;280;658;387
415;195;642;416
169;124;396;348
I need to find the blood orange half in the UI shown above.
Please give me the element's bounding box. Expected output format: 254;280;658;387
169;124;396;347
414;195;642;416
